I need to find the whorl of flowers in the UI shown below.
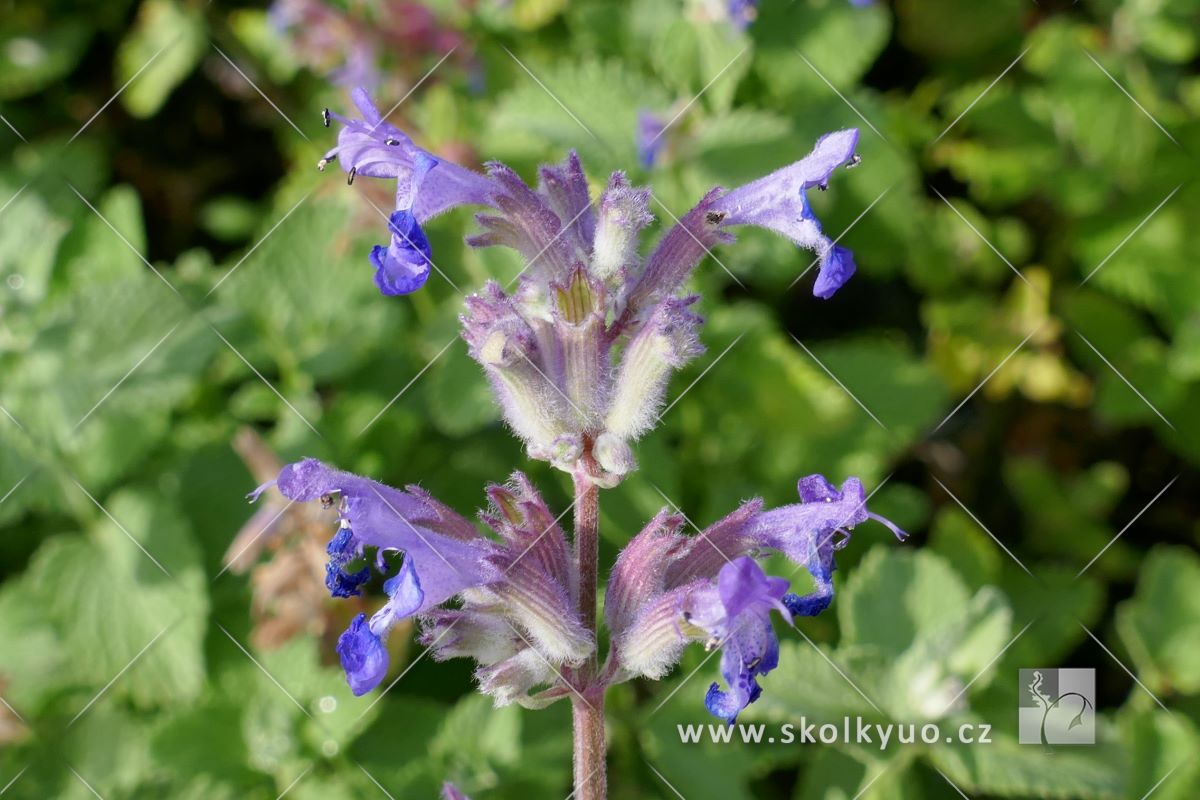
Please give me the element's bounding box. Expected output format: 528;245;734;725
246;88;904;728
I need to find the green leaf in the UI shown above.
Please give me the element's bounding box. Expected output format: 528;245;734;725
116;0;207;118
0;22;90;100
225;193;406;385
754;0;891;100
927;507;1003;591
0;578;70;714
1116;546;1200;695
23;490;209;707
487;58;670;174
999;567;1105;669
636;688;763;800
839;547;970;657
929;731;1125;799
747;640;879;725
0;181;69;304
424;344;500;437
1120;707;1200;800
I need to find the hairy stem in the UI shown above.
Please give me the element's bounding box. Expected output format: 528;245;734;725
574;458;600;639
572;697;606;800
571;453;605;800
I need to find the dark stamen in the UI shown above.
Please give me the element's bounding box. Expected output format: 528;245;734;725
385;137;400;146
705;211;726;225
347;166;357;185
322;108;331;128
846;154;862;169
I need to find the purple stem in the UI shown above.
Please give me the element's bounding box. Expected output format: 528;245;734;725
571;450;606;800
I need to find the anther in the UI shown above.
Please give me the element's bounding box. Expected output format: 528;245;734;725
385;137;400;146
846;154;862;169
322;108;331;128
705;211;726;225
347;166;357;185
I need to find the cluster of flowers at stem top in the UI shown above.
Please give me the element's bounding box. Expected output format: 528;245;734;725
248;88;905;725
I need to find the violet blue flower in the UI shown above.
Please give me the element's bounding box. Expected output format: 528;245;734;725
253;458;491;694
607;475;902;721
420;473;594;707
337;613;389;695
636;110;669;169
710;128;862;298
726;0;758;30
325;524;370;598
685;557;791;724
321;88;498;295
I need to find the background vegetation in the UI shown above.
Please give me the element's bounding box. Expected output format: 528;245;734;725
1;0;1198;797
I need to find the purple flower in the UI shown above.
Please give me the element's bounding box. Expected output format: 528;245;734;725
710;128;861;298
607;474;903;720
337;613;389;695
255;458;491;694
636;110;669;169
685;557;791;724
370;207;433;295
751;475;906;615
441;784;471;800
726;0;759;30
325;525;370;598
321;88;497;294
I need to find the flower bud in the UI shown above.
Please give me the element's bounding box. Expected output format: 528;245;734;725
421;609;522;665
594;432;636;477
463;286;577;451
604;296;704;440
476;648;556;707
592;173;652;282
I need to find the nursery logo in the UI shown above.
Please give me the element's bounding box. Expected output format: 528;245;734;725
1018;669;1095;745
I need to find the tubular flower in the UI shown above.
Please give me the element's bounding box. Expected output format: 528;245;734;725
252;463;594;701
607;475;903;722
321;96;866;475
253;458;490;694
415;474;594;708
688;557;791;725
320;88;496;293
709;129;862;299
636;109;669;168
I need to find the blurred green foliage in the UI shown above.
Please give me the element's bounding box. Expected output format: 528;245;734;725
1;0;1199;797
